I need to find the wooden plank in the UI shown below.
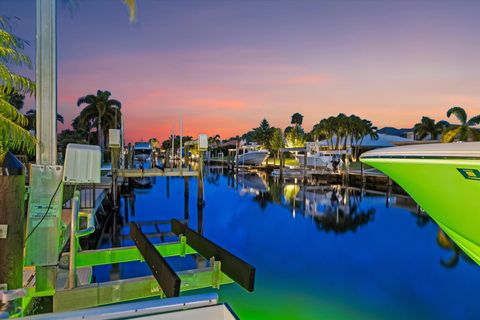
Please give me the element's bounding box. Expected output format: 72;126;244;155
171;219;255;292
130;223;180;298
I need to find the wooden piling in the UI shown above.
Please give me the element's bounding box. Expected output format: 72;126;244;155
184;145;190;221
0;153;25;290
279;151;284;178
197;151;204;235
303;149;307;182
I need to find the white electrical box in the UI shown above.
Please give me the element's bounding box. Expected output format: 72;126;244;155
63;144;101;184
109;129;121;148
198;134;208;151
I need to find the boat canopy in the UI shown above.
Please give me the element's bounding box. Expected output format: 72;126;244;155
361;142;480;159
134;142;152;150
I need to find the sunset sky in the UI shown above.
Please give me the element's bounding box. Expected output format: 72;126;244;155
3;0;480;142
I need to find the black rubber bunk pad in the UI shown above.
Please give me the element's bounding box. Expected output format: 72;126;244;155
171;219;256;292
130;222;181;297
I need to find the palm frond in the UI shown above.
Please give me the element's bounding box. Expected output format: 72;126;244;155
0;46;32;67
0;63;35;95
0;113;36;155
446;106;467;124
467;115;480;126
77;95;96;106
106;99;121;108
123;0;137;23
0;29;18;48
442;126;461;143
0;96;28;127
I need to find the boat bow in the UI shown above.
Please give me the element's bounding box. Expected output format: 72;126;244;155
360;142;480;264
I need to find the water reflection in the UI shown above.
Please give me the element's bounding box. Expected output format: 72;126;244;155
110;167;473;273
437;229;474;268
210;167;471;268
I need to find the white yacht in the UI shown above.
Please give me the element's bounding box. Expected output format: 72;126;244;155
235;145;269;166
295;142;347;170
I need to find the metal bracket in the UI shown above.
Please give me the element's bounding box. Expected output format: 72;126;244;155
179;234;187;257
210;257;222;289
0;224;7;239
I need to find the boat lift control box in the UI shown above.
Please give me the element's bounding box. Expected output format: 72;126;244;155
198;134;208;151
109;129;121;148
63;144;101;184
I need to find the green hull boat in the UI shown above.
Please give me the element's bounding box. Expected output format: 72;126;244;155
360;142;480;264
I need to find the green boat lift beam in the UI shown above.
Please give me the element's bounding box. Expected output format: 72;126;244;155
23;218;255;314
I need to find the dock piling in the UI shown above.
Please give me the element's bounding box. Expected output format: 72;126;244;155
0;153;25;291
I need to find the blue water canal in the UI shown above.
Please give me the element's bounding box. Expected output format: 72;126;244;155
94;168;480;319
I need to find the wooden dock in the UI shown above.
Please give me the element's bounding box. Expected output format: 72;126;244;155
117;168;198;178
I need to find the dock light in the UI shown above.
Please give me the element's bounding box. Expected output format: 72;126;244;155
63;144;101;184
198;134;208;151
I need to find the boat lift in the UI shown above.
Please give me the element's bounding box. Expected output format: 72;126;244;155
17;188;255;315
46;216;255;312
9;142;255;317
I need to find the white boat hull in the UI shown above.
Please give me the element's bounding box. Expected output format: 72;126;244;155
236;150;269;166
295;154;336;169
134;154;151;162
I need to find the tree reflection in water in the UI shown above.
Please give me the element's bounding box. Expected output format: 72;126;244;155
223;169;473;268
436;229;474;268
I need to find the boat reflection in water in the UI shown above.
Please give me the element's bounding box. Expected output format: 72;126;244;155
223;171;472;268
237;172;269;196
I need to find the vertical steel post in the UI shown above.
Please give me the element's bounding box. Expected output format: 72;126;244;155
35;0;58;305
68;192;79;289
36;0;57;166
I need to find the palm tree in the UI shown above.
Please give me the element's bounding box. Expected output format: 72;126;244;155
208;134;221;150
350;118;377;161
413;117;446;140
0;17;36;155
25;109;64;132
291;112;304;126
77;90;122;155
442;106;480;142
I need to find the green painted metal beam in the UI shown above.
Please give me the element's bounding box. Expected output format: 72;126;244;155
76;241;197;268
52;268;234;312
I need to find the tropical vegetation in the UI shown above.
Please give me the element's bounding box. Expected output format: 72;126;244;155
0;17;36;155
252;119;275;149
76;90;122;154
311;114;377;161
442;106;480;142
285;113;305;148
413;116;448;140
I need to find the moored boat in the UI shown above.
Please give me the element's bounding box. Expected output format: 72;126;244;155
133;142;152;162
360;142;480;264
295;152;343;170
236;148;269;166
